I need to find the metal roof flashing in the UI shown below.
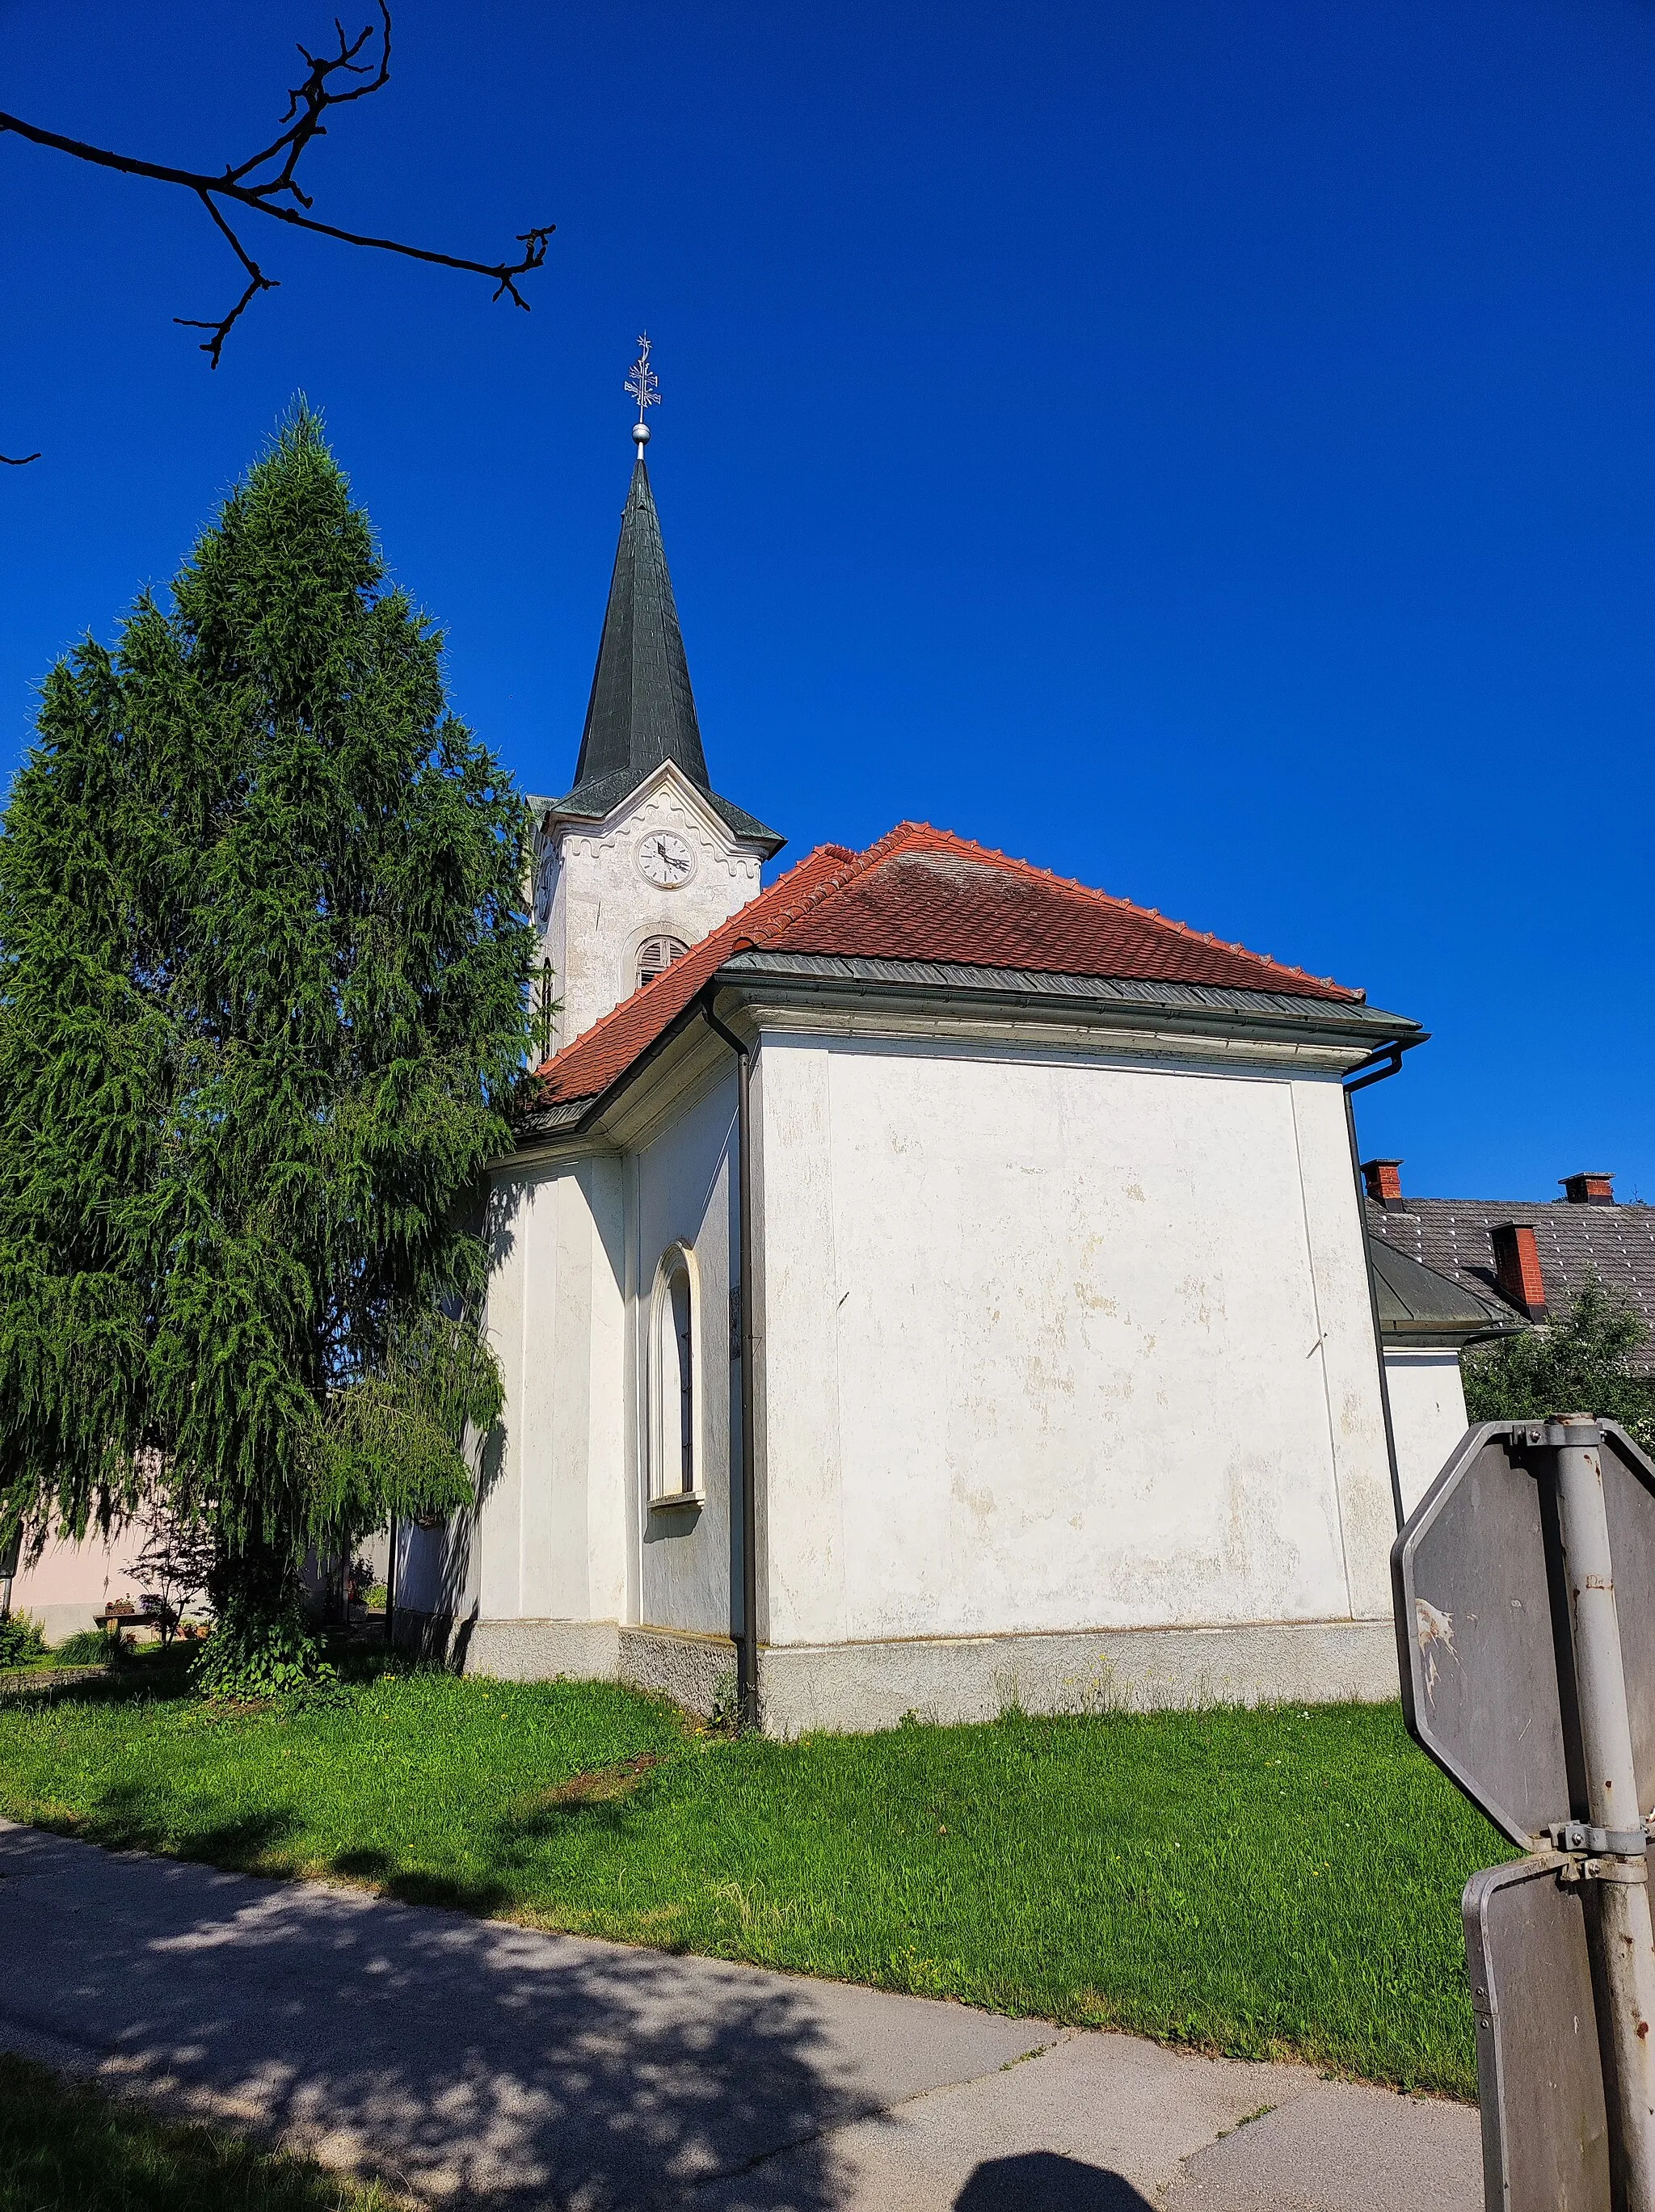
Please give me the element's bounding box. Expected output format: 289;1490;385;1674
1368;1235;1528;1350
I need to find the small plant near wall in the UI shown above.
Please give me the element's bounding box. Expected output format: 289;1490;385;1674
133;1507;217;1646
51;1628;116;1666
0;1612;46;1668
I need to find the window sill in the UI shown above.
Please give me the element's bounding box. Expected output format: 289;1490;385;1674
648;1489;704;1512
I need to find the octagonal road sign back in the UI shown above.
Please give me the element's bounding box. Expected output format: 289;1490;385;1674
1392;1419;1655;1849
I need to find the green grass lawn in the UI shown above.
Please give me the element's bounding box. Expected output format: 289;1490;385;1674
0;2053;406;2212
0;1657;1510;2099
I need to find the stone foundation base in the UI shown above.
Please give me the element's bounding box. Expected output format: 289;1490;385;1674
465;1618;621;1683
392;1613;738;1720
757;1618;1399;1737
394;1612;1396;1733
617;1625;738;1717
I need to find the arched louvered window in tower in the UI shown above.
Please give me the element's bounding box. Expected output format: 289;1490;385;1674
637;936;689;990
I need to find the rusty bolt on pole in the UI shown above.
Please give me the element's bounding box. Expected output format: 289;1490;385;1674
1550;1415;1655;2209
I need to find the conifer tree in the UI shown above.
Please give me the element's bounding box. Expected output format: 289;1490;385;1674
0;408;531;1681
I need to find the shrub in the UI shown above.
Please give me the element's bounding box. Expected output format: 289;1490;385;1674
0;1612;48;1668
191;1608;339;1704
1464;1275;1655;1453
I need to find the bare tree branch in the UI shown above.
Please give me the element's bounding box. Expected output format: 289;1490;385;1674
1;5;553;445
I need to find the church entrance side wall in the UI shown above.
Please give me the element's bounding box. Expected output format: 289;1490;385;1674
752;1030;1396;1725
628;1068;741;1645
436;1073;743;1687
419;1152;630;1679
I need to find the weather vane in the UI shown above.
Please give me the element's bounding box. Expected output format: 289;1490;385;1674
625;334;661;457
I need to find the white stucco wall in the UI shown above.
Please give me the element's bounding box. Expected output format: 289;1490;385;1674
536;765;763;1048
436;1155;627;1637
453;1070;740;1651
1383;1346;1470;1519
755;1035;1395;1651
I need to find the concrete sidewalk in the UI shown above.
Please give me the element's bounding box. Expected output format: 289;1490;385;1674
0;1819;1480;2210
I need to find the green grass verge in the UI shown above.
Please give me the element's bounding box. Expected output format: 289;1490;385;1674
0;1657;1510;2098
0;2052;406;2211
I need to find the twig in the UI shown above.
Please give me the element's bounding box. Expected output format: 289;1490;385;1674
0;3;552;440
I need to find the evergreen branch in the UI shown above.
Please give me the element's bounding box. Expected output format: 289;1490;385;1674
0;2;554;419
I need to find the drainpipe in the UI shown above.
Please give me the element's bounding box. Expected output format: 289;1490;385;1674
701;994;760;1730
1342;1035;1429;1530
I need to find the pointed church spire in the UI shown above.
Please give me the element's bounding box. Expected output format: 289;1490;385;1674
568;339;710;796
544;342;783;858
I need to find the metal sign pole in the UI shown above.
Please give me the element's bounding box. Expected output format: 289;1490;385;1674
1551;1417;1655;2207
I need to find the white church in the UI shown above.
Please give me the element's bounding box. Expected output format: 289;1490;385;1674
386;403;1485;1734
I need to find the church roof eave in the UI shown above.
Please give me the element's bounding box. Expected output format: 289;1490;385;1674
510;965;1416;1154
512;822;1413;1150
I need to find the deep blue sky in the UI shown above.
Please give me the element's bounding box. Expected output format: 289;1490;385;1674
2;0;1652;1201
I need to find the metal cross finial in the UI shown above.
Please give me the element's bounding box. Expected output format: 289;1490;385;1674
625;335;661;422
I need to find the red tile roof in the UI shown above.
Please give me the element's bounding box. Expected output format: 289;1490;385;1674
533;822;1364;1112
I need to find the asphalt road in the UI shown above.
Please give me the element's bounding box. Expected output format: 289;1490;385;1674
0;1818;1480;2210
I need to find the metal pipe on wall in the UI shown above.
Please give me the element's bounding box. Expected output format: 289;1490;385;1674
1342;1034;1428;1530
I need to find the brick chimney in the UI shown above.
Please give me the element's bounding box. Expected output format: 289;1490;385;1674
1560;1172;1615;1207
1491;1223;1548;1320
1360;1159;1407;1211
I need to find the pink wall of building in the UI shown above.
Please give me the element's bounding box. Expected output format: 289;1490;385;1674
7;1523;150;1644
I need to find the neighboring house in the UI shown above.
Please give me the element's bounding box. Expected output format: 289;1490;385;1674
1363;1161;1655;1372
4;1519;150;1645
396;423;1433;1733
1358;1161;1655;1514
1364;1229;1522;1516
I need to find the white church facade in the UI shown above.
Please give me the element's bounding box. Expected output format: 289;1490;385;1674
394;422;1466;1734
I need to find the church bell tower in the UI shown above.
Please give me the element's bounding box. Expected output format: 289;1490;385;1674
530;339;784;1053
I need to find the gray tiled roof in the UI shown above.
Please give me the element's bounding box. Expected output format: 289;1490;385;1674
1366;1197;1655;1373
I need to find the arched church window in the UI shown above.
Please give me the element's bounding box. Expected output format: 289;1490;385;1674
651;1245;699;1505
638;935;689;990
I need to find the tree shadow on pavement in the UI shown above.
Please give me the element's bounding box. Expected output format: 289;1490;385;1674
0;1822;914;2210
955;2151;1156;2209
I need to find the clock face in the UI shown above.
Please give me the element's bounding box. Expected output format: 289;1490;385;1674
638;830;695;889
